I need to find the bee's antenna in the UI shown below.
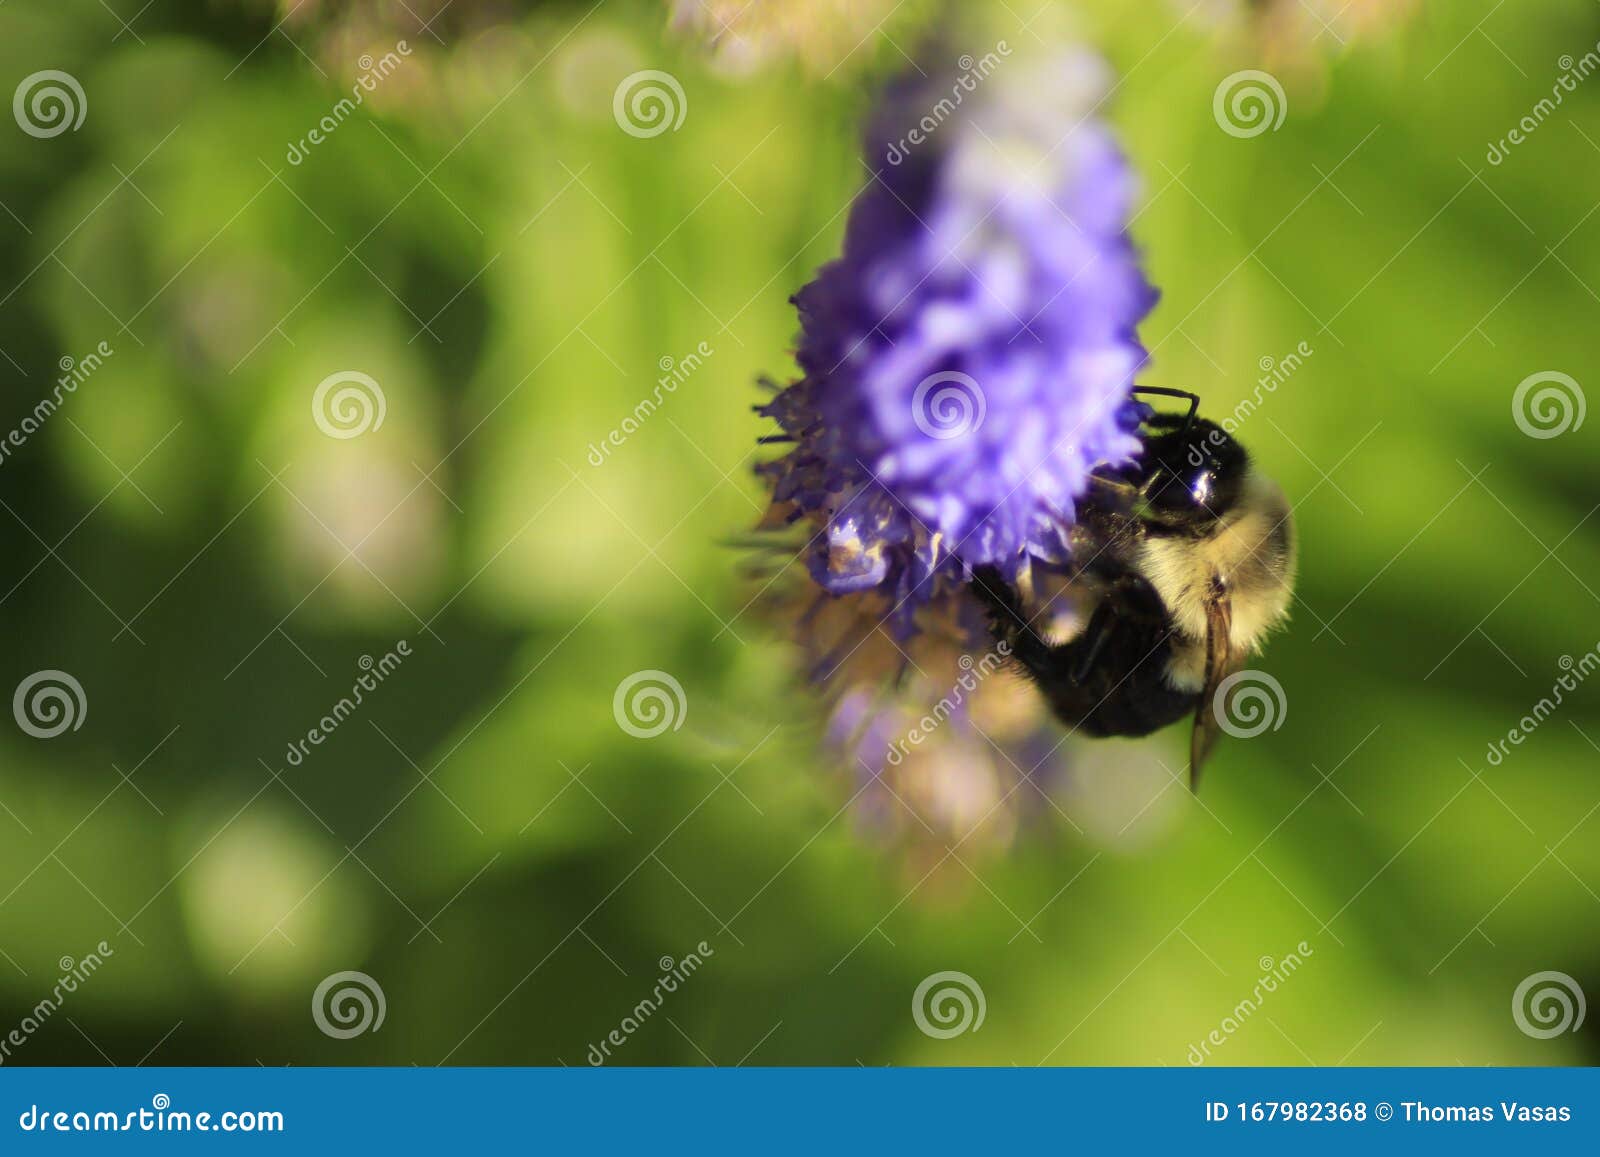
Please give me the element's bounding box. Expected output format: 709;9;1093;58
1131;386;1201;438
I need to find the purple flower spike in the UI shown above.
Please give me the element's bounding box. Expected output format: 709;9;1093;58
759;48;1158;638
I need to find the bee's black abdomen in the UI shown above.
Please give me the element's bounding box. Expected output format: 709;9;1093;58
970;567;1196;741
1057;632;1195;738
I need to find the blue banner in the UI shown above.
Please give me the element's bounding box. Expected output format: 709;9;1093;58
0;1068;1593;1151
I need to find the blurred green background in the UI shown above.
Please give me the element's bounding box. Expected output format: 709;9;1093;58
0;0;1597;1066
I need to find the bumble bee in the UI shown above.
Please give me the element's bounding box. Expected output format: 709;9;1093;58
970;387;1296;790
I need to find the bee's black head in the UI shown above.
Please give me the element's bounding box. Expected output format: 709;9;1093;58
1134;414;1248;526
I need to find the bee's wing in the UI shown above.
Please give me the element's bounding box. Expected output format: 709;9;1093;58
1189;591;1234;791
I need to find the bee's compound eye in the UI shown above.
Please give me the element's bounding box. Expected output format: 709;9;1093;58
1148;464;1215;514
1138;417;1242;520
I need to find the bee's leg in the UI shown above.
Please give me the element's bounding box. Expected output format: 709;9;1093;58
973;566;1193;740
972;567;1166;686
970;567;1088;686
1067;598;1117;684
971;566;1045;656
